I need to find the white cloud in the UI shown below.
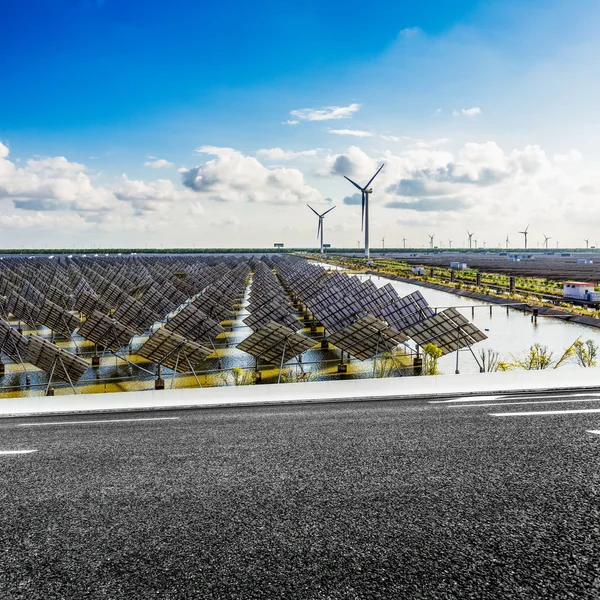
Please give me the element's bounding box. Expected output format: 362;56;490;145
209;215;241;228
114;175;198;214
144;158;174;169
256;148;319;160
330;129;373;138
290;103;361;122
553;150;582;163
398;27;422;39
282;120;299;125
452;107;482;117
0;142;9;159
0;212;92;231
0;146;115;212
181;146;322;204
380;135;401;142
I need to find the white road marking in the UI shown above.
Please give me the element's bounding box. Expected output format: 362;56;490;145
587;430;600;435
430;392;600;405
447;398;600;408
18;417;180;427
429;395;501;404
0;450;37;455
490;408;600;417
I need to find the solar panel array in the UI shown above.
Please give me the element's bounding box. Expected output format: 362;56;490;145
0;318;28;362
327;315;408;361
0;253;487;387
138;327;212;373
25;335;89;384
238;321;316;365
244;261;301;331
272;255;435;335
403;308;488;356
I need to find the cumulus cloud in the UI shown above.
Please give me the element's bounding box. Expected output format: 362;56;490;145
554;150;582;163
144;158;174;169
256;148;319;160
114;175;197;214
0;145;115;212
282;120;299;125
289;103;361;122
380;135;401;142
0;212;92;231
343;193;363;206
180;146;322;204
0;143;207;236
452;107;482;117
329;129;373;138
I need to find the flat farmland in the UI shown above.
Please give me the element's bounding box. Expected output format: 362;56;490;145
389;251;600;282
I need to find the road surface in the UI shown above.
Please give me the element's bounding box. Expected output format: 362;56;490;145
1;391;599;598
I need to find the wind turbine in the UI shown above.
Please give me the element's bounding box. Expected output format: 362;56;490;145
428;234;435;249
402;237;407;249
505;235;509;249
448;239;452;249
307;204;335;254
584;238;590;249
382;236;385;250
343;164;385;259
466;230;474;250
543;234;551;249
518;224;529;249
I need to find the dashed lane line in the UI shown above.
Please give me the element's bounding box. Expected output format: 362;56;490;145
17;417;181;427
429;396;501;404
490;408;600;417
587;430;600;435
430;393;600;404
445;398;600;409
0;450;37;455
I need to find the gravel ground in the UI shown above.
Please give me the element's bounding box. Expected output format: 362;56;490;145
0;396;599;599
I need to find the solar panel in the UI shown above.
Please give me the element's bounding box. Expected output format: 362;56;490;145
25;335;89;384
237;322;315;365
113;294;159;334
0;318;28;362
165;304;225;342
74;290;113;316
403;308;487;356
327;315;408;361
137;327;212;373
37;299;81;338
6;291;39;328
78;310;136;353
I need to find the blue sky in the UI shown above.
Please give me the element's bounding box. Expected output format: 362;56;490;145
1;0;600;248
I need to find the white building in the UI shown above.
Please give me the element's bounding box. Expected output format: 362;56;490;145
563;281;600;301
450;262;467;270
412;266;426;275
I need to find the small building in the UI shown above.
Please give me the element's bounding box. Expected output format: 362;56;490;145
577;259;593;264
412;266;426;275
563;281;600;301
450;261;467;270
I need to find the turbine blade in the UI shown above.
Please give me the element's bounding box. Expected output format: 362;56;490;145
344;176;363;191
306;204;320;217
322;205;336;216
364;163;385;189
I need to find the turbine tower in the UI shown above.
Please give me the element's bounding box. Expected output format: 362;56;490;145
505;235;509;249
428;234;435;249
448;239;452;249
518;224;530;249
466;230;474;250
306;204;335;254
543;234;551;249
584;238;590;249
402;237;407;249
343;164;385;259
382;236;385;250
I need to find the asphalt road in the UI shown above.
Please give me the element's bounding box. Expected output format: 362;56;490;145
1;392;599;599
